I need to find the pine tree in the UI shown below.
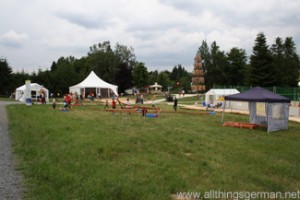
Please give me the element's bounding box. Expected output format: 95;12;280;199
226;48;247;85
207;41;227;86
283;37;300;86
249;32;276;86
270;37;284;86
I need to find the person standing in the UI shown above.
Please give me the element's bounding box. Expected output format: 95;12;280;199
41;91;46;104
173;96;178;112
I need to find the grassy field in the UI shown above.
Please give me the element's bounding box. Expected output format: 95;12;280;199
7;102;300;200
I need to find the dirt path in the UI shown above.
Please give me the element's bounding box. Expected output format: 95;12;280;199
0;101;23;199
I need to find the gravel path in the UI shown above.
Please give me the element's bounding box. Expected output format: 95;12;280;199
0;101;24;200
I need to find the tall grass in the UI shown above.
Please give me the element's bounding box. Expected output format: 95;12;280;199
7;104;300;200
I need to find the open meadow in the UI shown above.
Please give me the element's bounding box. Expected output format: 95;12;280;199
7;102;300;200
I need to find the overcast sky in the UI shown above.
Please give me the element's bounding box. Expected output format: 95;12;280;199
1;0;300;73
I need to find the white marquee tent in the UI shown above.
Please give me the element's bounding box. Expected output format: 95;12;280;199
69;71;118;97
205;88;239;105
15;83;49;102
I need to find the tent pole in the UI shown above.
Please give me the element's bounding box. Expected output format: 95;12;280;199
221;101;226;124
266;102;270;133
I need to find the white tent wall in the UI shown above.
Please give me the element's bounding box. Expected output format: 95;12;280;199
248;102;290;132
15;83;49;102
205;89;239;106
267;103;290;132
69;87;80;96
248;102;267;126
229;101;249;111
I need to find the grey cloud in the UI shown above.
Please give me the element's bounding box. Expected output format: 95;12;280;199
0;40;23;48
1;0;299;72
159;0;204;15
0;30;29;48
54;11;113;29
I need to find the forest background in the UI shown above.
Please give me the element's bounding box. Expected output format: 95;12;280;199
1;32;300;97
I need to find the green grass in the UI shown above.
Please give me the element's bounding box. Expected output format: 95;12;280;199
174;95;205;105
7;104;300;200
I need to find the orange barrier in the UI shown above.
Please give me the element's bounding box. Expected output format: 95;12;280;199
223;122;256;129
105;106;161;114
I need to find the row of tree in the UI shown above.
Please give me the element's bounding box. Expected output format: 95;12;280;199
199;32;300;88
1;32;300;96
0;41;191;96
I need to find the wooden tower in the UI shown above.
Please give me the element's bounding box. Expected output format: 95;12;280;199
191;52;205;93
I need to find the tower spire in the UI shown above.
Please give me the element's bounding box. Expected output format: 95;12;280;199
191;52;205;93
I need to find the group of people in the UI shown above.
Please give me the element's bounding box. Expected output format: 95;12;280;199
52;92;181;113
51;93;73;111
107;95;178;112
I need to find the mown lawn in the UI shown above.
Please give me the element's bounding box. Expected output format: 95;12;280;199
7;103;300;200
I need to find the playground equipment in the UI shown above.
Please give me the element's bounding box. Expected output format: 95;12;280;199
105;98;161;117
145;113;159;118
223;122;256;129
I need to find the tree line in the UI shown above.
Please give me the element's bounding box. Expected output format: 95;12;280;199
199;32;300;88
0;41;191;96
1;32;300;96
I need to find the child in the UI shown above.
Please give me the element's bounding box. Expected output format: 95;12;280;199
112;98;116;109
63;100;68;111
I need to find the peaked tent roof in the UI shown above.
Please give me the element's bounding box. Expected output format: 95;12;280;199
71;71;116;88
205;88;239;95
224;86;290;103
69;71;118;96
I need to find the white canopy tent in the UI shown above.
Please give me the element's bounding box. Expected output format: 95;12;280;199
205;88;239;106
15;83;49;102
69;71;118;98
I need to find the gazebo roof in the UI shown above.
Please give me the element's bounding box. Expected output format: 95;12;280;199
225;86;290;103
149;82;162;88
